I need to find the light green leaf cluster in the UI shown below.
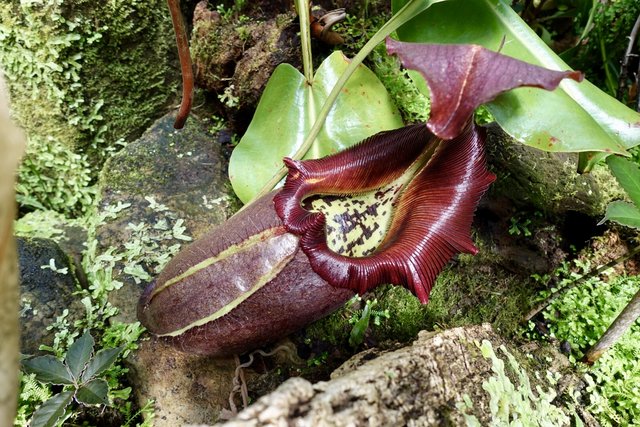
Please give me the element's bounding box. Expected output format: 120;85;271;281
543;274;640;425
459;340;570;426
0;0;175;215
14;209;69;240
16;196;191;424
16;135;95;215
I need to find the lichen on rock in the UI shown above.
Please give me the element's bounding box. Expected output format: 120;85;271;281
219;325;583;426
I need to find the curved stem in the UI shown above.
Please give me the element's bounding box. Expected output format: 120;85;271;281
253;0;442;201
617;12;640;101
583;287;640;364
295;0;314;84
168;0;194;129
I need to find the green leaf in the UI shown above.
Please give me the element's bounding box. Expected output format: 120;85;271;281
607;156;640;209
600;201;640;229
64;331;95;380
22;356;73;385
349;302;373;348
76;378;109;405
392;0;639;166
30;391;73;427
81;346;124;382
229;51;404;203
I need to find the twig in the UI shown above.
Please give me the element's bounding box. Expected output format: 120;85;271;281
636;48;640;112
617;12;640;101
582;287;640;364
522;244;640;322
167;0;194;129
295;0;314;84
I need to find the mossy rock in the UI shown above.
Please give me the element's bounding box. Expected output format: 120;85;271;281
190;3;300;128
95;112;240;323
17;237;84;355
486;124;623;218
0;0;177;214
93;112;241;426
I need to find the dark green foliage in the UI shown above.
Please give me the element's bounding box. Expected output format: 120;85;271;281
29;391;73;427
21;332;124;427
567;0;640;98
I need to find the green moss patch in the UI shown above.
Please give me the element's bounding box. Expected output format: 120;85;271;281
0;0;176;215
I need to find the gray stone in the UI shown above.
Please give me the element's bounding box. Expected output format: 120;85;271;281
94;111;240;426
96;112;239;324
17;237;84;354
129;338;236;425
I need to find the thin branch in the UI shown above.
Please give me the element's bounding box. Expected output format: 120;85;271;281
582;287;640;364
617;12;640;101
295;0;314;84
168;0;194;129
523;244;640;323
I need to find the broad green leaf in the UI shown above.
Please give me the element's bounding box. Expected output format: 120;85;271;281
81;346;124;382
30;391;73;427
65;331;94;380
22;356;73;385
76;378;109;405
392;0;639;166
600;201;640;229
606;156;640;209
229;51;403;203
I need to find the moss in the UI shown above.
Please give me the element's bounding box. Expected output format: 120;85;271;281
486;125;622;218
459;340;571;425
373;249;534;342
0;0;176;215
335;13;430;124
304;306;353;347
304;236;534;352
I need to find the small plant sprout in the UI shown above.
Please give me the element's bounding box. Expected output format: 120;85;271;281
40;258;68;275
348;298;390;348
21;331;124;427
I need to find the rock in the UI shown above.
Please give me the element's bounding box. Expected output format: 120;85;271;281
218;325;587;426
96;112;239;324
2;1;177;215
486;124;623;218
94;111;240;426
17;237;84;354
190;1;300;128
129;338;236;425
